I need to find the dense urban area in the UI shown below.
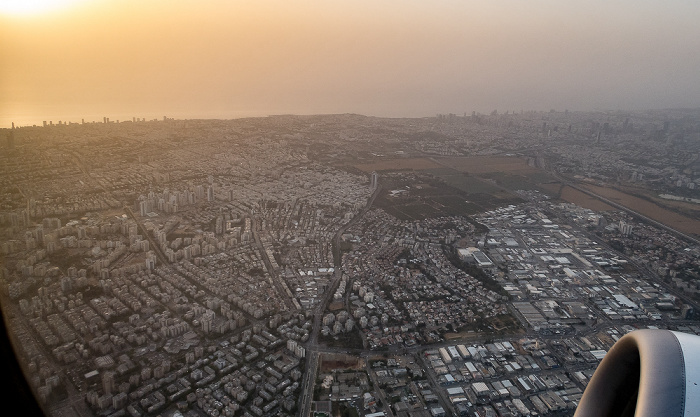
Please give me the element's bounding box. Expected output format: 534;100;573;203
1;109;700;417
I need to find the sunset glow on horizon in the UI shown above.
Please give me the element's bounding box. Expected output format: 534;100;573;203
0;0;89;16
2;0;700;127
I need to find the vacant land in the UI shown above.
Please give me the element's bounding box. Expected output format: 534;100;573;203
355;157;441;172
581;184;700;236
435;156;539;174
375;173;521;221
560;186;615;212
356;155;537;175
431;172;503;195
319;354;364;372
376;190;483;221
429;156;555;198
358;155;700;236
481;172;545;192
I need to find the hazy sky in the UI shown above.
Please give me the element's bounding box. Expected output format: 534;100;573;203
2;0;700;127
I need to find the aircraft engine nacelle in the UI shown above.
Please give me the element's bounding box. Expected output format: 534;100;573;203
574;329;700;417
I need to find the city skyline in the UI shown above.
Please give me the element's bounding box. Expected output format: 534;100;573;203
3;0;700;128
